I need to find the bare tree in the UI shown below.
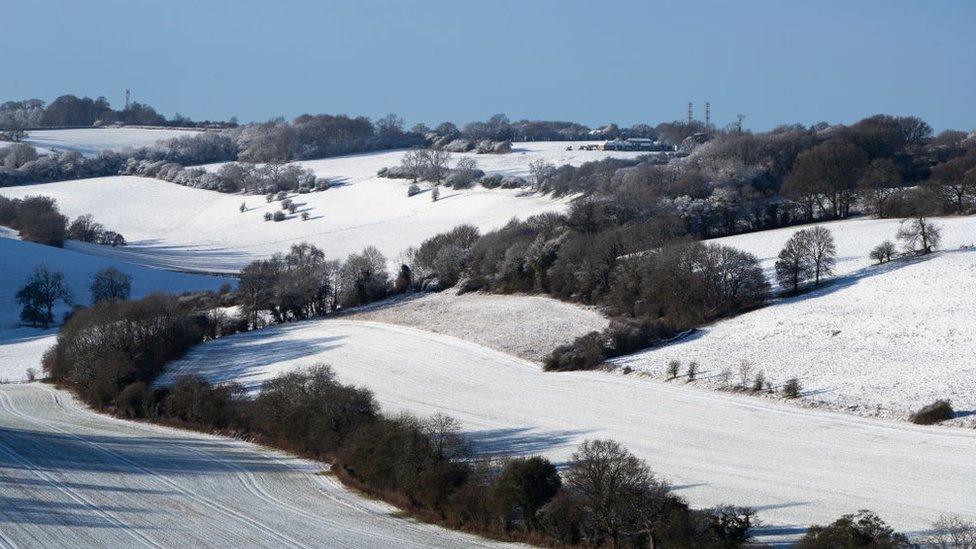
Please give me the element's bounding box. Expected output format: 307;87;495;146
528;159;557;190
421;413;471;461
400;148;452;184
90;266;132;303
869;240;897;264
737;360;754;387
16;265;72;328
925;514;976;549
565;439;672;546
774;230;812;293
897;217;943;254
804;226;836;286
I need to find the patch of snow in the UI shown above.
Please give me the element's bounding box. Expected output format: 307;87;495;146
23;127;201;157
344;290;609;361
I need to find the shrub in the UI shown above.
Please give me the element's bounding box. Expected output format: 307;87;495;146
752;371;765;392
254;365;378;456
492;456;561;530
687;361;699;381
543;332;604;371
264;212;272;221
869;240;897;264
909;399;954;425
407;183;421;196
798;510;913;548
281;198;293;210
43;294;205;406
537;491;584;545
301;211;309;221
272;210;286;222
25;367;37;382
783;377;801;398
738;361;753;387
718;368;732;385
117;381;153;418
165;375;245;429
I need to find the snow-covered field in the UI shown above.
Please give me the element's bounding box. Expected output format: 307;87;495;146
344;290;609;361
0;235;230;381
0;142;638;272
264;140;645;181
709;215;976;277
616;215;976;418
0;383;514;548
22;127;200;156
160;318;976;544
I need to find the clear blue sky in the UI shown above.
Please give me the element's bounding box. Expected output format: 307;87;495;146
4;0;974;131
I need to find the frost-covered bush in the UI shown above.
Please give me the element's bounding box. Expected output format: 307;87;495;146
752;371;766;392
667;360;680;380
478;174;526;189
869;240;897;264
782;377;801;398
272;210;286;222
264;212;273;221
909;399;954;424
407;183;421;197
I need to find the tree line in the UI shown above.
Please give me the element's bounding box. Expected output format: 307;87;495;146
0;195;125;247
0;95;235;134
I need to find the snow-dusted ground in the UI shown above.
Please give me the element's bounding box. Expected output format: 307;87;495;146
22;127;200;156
344;290;609;361
0;383;516;548
160;319;976;544
0;235;230;381
260;141;646;181
708;215;976;277
0;142;641;273
616;215;976;419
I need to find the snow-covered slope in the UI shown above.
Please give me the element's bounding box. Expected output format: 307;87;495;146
0;383;513;548
0;235;230;380
258;141;645;181
160;318;976;544
708;215;976;277
616;215;976;417
344;290;609;361
23;127;200;156
1;142;637;272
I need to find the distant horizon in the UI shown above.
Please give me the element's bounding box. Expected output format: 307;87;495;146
10;91;974;136
3;0;974;132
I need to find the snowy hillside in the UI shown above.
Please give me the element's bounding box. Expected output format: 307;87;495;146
159;318;976;544
0;383;510;548
0;142;638;272
615;215;976;418
344;290;609;361
22;127;200;156
0;235;230;380
257;140;647;181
